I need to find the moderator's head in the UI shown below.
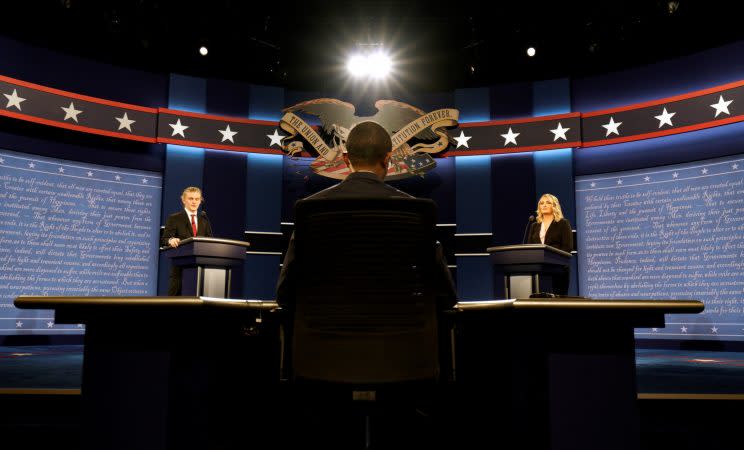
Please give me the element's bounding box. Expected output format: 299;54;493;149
345;121;392;169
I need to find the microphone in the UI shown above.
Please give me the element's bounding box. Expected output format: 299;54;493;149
522;215;535;244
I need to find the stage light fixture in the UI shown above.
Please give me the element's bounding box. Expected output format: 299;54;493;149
346;50;392;79
199;46;208;56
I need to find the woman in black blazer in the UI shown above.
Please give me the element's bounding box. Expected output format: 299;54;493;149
527;193;573;295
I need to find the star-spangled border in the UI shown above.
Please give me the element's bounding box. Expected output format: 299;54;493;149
0;74;158;143
5;73;744;155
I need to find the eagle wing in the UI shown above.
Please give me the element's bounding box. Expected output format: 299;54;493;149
372;100;439;141
282;98;357;135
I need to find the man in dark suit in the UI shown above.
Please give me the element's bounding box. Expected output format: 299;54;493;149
161;186;214;295
276;121;456;307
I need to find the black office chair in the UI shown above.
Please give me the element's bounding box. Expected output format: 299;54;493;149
282;197;455;449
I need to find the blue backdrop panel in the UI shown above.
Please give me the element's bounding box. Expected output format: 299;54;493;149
389;157;456;224
244;153;283;299
533;78;571;116
158;145;205;295
0;36;168;108
206;77;251;118
576;153;744;341
572;41;744;111
534;148;575;222
534;148;577;294
575;121;744;176
489;82;533;120
249;85;285;121
455;155;492;299
203;149;247;297
168;74;207;113
281;157;338;222
491;152;536;246
454;88;490;122
0;149;162;335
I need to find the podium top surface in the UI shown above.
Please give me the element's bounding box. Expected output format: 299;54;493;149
455;298;704;314
14;295;278;311
160;236;250;251
486;244;572;258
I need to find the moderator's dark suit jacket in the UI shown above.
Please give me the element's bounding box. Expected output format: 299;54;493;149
276;171;457;308
161;210;214;295
527;217;573;253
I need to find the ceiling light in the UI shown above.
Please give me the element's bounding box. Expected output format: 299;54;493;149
346;50;393;79
527;47;536;57
199;46;208;56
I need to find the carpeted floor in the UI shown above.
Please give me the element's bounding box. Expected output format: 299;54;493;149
2;345;744;394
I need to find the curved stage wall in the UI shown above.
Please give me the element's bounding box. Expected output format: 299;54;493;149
2;36;744;342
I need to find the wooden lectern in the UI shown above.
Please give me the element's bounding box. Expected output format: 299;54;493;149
161;237;250;298
487;243;572;298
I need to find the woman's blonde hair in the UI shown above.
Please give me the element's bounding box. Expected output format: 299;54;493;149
535;193;563;223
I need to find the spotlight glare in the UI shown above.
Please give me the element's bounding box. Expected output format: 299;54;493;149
368;52;392;78
199;46;208;56
347;54;367;77
527;47;536;57
346;50;393;79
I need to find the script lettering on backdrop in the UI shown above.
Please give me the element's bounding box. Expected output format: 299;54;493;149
576;155;744;340
0;150;162;334
278;98;459;180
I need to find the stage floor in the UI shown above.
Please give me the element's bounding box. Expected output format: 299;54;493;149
2;345;744;394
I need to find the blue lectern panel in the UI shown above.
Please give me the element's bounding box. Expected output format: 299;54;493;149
0;149;162;334
576;153;744;341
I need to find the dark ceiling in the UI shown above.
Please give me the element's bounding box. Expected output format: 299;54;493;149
3;1;744;93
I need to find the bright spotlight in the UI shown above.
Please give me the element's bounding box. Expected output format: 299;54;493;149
199;46;208;56
347;54;368;77
368;52;392;78
346;50;393;79
526;47;536;57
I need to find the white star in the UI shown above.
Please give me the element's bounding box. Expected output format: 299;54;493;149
500;127;520;146
0;157;4;164
701;168;708;174
602;116;622;136
617;179;623;185
644;176;651;182
61;102;83;122
218;124;238;143
590;182;596;188
733;164;740;170
710;95;733;117
654;107;676;128
77;324;84;328
115;175;121;181
47;321;54;328
681;326;688;333
58;167;65;173
711;326;718;334
652;328;658;332
267;129;285;147
549;122;570;141
169;119;189;137
142;178;148;184
4;89;26;110
15;321;22;328
28;162;35;169
672;172;679;178
115;112;136;132
453;130;472;148
87;171;93;177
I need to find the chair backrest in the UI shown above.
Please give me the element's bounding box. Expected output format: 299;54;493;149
290;197;441;384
